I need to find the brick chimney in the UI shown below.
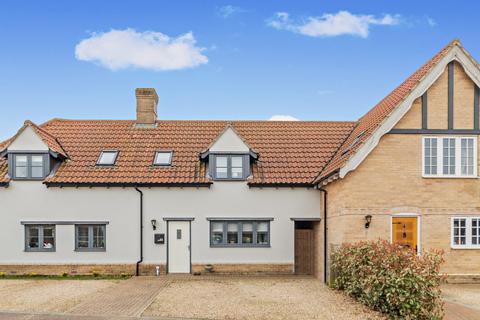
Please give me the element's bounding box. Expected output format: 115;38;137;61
135;88;158;127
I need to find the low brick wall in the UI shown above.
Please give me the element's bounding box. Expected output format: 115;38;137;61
0;263;293;276
0;264;137;276
191;263;294;275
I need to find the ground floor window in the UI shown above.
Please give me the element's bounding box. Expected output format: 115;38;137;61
451;217;480;248
210;220;270;247
75;224;106;251
25;225;55;252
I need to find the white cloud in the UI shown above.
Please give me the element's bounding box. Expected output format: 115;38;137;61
267;11;400;38
216;5;245;18
268;115;300;121
75;28;208;71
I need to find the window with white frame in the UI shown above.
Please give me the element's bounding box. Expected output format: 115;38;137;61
210;220;270;247
423;137;477;177
451;217;480;248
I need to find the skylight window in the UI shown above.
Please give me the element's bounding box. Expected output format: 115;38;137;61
97;150;118;166
154;151;173;166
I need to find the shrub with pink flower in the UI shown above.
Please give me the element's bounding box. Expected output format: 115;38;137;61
331;240;444;320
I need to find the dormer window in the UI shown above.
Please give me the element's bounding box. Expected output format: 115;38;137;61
153;151;173;166
210;154;249;180
97;150;118;166
10;154;48;180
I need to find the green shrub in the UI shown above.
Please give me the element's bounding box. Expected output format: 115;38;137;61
91;270;100;277
331;240;444;320
61;272;69;278
0;272;5;278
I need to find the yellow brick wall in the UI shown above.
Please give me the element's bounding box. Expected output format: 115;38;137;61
454;61;475;129
394;97;422;129
427;66;449;129
321;133;480;276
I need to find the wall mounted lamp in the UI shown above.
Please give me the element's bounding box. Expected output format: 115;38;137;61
151;219;157;230
365;215;372;229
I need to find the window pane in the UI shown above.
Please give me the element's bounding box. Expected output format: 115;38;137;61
15;166;27;178
42;226;55;249
216;156;228;167
92;225;105;248
424;138;438;175
15;155;27;166
27;226;39;248
98;151;117;165
453;218;467;246
461;138;474;176
212;223;224;245
231;156;243;168
227;223;238;244
231;167;243;178
216;167;228;179
77;226;89;248
31;166;44;178
443;138;455;175
31;155;43;166
473;218;480;246
154;152;172;165
242;223;253;244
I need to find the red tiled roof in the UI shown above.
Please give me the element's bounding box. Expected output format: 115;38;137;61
17;119;355;186
0;141;8;185
316;40;460;181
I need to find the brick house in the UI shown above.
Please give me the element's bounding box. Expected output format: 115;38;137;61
1;40;479;281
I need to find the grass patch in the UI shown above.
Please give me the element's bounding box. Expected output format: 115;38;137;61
0;274;132;280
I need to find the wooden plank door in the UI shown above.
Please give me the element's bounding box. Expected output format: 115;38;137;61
392;217;418;252
295;229;313;275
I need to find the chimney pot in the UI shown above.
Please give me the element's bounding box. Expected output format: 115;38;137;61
135;88;158;127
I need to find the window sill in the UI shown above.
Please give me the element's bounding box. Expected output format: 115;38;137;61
451;246;480;250
422;175;478;179
25;249;55;252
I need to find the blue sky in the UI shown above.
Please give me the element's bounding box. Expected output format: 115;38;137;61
1;0;479;140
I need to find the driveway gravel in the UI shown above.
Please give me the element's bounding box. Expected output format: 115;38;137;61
142;276;385;320
0;280;119;313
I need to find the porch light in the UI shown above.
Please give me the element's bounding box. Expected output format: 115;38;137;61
365;215;372;229
151;219;157;230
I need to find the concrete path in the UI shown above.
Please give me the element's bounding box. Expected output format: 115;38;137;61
66;277;171;317
444;301;480;320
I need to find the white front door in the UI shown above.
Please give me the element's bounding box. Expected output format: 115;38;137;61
167;221;191;273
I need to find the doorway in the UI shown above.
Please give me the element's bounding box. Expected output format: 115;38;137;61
391;216;419;253
294;221;314;275
167;220;191;273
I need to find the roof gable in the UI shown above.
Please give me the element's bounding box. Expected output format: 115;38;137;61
1;120;68;158
206;125;253;153
7;126;48;151
316;40;480;183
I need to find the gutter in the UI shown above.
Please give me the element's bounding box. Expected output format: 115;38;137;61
135;188;144;276
319;188;328;283
44;182;212;188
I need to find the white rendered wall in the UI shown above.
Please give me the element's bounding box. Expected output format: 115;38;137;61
0;181;320;265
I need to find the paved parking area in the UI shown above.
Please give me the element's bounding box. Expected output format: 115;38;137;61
0;276;384;320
